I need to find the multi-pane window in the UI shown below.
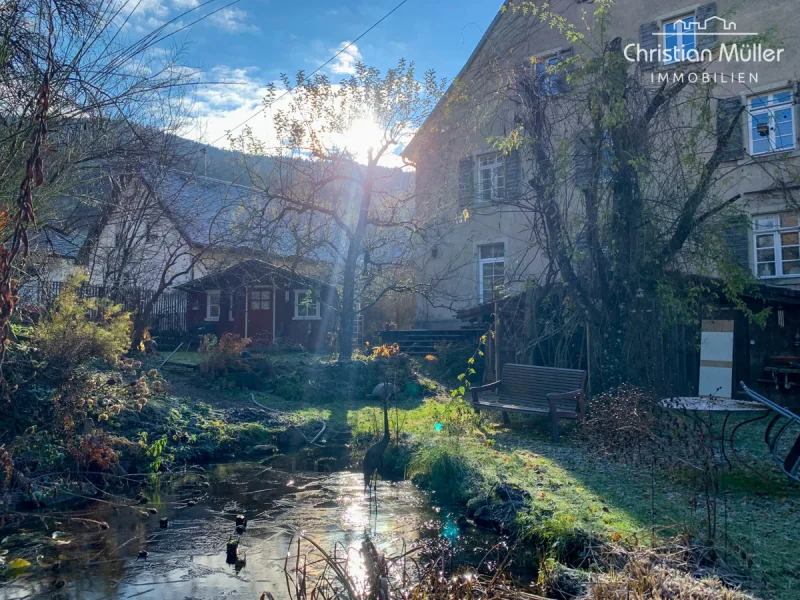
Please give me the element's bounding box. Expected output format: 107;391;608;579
535;55;561;95
477;153;505;202
663;16;696;64
206;290;220;321
250;288;271;310
754;214;800;277
294;290;320;319
479;243;505;303
750;91;796;156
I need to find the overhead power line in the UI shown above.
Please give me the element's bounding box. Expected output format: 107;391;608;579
208;0;410;146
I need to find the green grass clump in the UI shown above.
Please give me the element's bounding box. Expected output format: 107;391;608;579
408;442;492;502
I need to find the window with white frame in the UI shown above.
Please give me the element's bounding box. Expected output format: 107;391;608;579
206;290;220;321
535;55;562;95
477;153;505;203
228;293;235;321
478;243;505;303
293;289;320;319
662;15;696;65
250;288;271;310
754;214;800;277
749;91;796;156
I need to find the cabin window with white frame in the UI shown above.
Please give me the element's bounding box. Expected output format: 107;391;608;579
206;290;220;321
477;152;505;202
662;16;696;65
294;289;320;319
250;288;271;311
478;243;505;303
754;214;800;277
228;293;234;321
749;91;796;156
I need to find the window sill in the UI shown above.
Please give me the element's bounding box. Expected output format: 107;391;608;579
735;149;800;165
756;274;800;280
293;316;321;321
205;317;220;322
469;200;504;208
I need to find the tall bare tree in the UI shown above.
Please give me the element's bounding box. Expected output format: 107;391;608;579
236;61;446;358
0;0;234;376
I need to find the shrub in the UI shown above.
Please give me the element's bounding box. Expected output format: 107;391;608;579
71;433;122;472
32;275;131;376
274;372;303;402
199;333;251;376
583;384;706;470
421;340;478;383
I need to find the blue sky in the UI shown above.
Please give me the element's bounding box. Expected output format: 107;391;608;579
124;0;501;147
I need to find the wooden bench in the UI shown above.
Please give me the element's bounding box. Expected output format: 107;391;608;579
470;363;586;441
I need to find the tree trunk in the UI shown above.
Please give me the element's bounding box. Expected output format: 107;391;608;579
338;164;375;360
131;303;154;353
339;261;357;360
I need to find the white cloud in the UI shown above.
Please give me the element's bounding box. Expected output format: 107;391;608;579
329;42;362;75
180;66;277;146
113;0;248;35
117;0;169;19
181;65;412;169
209;7;258;33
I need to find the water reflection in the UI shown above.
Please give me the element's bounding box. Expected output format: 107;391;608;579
1;463;513;600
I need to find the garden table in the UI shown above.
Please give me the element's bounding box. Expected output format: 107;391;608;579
658;396;766;473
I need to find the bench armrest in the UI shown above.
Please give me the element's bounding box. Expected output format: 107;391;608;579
471;380;501;402
546;389;582;401
547;389;586;421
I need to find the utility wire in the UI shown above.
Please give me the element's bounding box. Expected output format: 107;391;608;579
208;0;410;145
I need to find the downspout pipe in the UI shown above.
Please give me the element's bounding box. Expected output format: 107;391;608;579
272;285;277;342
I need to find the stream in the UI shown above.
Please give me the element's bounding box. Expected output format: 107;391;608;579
1;458;523;600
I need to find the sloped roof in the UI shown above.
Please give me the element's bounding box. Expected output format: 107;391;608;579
155;170;270;247
177;258;336;292
29;227;86;259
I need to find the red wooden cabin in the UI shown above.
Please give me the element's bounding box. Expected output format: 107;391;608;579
180;260;339;351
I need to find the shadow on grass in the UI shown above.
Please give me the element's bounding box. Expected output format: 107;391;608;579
481;411;800;600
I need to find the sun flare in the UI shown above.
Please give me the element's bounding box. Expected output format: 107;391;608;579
340;118;385;161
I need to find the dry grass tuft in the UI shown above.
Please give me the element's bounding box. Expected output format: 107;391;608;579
584;547;757;600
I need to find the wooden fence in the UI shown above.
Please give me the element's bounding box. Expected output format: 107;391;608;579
18;280;188;335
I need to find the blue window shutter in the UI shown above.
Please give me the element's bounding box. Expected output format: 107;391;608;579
723;213;750;272
458;157;475;206
574;136;592;190
695;3;718;51
639;22;659;69
555;48;574;94
717;97;744;162
503;150;521;203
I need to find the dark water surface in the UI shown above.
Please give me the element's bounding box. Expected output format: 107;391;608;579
1;462;517;599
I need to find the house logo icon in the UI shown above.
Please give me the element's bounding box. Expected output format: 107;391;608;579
653;16;758;36
692;15;737;32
